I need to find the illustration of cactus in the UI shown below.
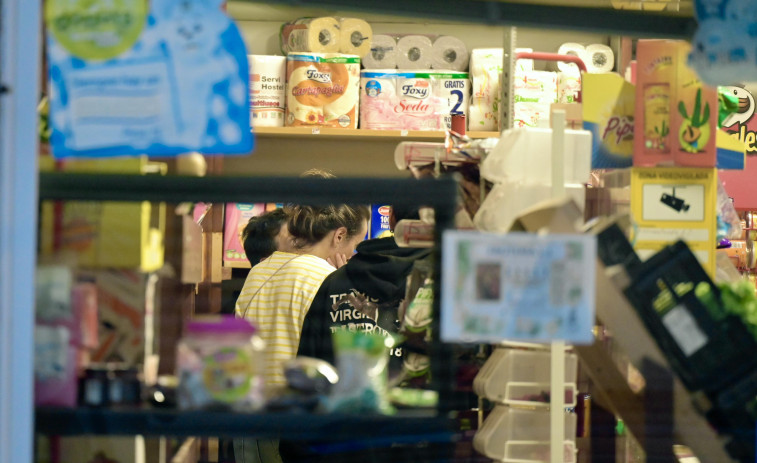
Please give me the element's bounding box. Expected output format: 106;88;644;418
678;88;711;153
653;120;669;149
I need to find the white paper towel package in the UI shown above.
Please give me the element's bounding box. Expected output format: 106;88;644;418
281;17;373;57
556;42;614;74
557;69;582;104
337;18;372;57
248;55;287;128
360;70;469;131
363;34;399;69
286;53;361;128
469;48;503;131
513;70;558;128
396;35;434;70
281;17;341;54
431;36;469;72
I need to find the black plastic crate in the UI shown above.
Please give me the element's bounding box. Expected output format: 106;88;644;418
623;241;757;394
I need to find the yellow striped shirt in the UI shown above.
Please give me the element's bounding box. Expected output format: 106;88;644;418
235;251;334;387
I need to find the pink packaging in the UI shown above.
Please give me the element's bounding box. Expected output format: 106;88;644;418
34;324;78;407
223;203;267;265
360;70;470;131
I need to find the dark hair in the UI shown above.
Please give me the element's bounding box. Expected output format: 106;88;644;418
288;204;370;248
241;208;289;265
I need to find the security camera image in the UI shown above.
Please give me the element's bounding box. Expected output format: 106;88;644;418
660;191;690;212
642;184;704;222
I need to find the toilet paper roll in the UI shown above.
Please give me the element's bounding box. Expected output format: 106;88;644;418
514;47;533;73
286;53;361;128
557;70;581;104
337;18;372;57
396;35;434;70
362;35;398;69
468;101;498;131
584;44;614;73
248;55;287;128
469;48;503;75
556;42;586;72
281;17;340;54
431;36;469;72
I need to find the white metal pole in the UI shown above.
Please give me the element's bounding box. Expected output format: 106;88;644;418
550;109;567;463
0;1;41;462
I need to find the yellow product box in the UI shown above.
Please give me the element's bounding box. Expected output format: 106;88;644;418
40;157;166;272
633;40;746;169
582;72;635;168
630;167;717;276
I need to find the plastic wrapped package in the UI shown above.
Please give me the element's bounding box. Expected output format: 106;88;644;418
176;316;266;411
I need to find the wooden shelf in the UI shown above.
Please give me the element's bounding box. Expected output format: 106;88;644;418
252;126;499;141
225;260;252;269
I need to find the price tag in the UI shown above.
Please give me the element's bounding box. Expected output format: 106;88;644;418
311;128;321;135
441;230;596;344
400;130;409;137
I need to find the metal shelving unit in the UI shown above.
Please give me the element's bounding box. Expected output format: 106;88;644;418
254;0;696;39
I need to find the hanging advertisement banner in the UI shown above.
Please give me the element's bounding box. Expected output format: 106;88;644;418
45;0;252;158
441;230;596;344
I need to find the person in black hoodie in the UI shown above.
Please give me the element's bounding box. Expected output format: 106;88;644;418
297;205;430;378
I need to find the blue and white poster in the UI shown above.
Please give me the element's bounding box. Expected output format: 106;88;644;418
46;0;252;158
441;231;596;344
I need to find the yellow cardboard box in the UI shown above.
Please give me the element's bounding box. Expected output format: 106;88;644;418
40;157;166;272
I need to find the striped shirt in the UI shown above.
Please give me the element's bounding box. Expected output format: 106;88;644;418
235;251;335;387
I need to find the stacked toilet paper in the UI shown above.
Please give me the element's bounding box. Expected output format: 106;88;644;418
557;69;582;104
469;49;503;131
286;53;361;128
556;42;614;73
281;17;373;57
360;70;469;131
249;55;287;128
513;71;558;128
363;34;469;72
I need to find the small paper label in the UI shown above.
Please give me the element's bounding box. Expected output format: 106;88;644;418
311;127;320;135
662;305;708;357
400;130;409;136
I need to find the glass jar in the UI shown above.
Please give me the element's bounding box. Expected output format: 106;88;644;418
176;316;266;411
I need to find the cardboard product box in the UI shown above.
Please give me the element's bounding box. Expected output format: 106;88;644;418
54;436;145;463
39;157;166;272
582;73;635;169
633;40;746;169
222;202;267;266
90;270;159;366
509;197;585;234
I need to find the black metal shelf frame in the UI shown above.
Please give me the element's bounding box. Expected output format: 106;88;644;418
251;0;697;39
35;407;453;440
36;172;460;438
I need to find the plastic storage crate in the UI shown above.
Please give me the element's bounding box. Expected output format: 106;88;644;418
473;406;577;463
623;241;757;394
474;348;578;407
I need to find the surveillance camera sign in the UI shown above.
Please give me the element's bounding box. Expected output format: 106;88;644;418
631;167;717;276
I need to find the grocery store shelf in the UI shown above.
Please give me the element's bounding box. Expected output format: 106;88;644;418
248;0;697;38
35;407;453;440
252;127;499;141
38;173;458;208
